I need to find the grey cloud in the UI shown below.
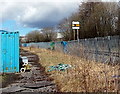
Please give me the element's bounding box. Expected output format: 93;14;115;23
1;1;80;28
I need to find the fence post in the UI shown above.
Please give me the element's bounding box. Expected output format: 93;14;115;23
82;39;85;59
84;39;87;60
118;35;120;63
102;37;105;63
107;36;111;64
94;38;98;62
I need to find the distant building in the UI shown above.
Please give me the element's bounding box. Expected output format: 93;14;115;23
56;32;64;40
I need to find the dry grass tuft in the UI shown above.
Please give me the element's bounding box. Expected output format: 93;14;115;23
22;47;119;92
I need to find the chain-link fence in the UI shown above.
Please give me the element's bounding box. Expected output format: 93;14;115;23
22;35;120;64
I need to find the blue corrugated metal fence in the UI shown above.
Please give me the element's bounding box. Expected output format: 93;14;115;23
0;30;19;73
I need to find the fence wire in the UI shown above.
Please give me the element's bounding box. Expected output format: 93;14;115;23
22;35;120;64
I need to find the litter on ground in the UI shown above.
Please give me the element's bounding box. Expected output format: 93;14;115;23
48;63;72;72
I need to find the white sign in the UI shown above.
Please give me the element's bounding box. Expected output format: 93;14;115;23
72;21;80;29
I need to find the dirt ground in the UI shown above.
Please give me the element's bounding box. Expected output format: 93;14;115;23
0;49;58;93
0;73;20;88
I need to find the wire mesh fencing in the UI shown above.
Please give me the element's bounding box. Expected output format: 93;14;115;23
22;35;120;64
21;35;120;92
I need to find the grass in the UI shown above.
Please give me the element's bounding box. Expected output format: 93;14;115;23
0;75;8;85
0;75;7;88
0;75;3;87
22;47;119;92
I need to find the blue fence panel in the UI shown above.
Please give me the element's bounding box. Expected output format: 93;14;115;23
0;32;3;72
14;32;19;72
0;31;19;73
2;33;7;72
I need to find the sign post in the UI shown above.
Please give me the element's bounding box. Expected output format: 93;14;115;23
72;21;80;41
73;29;76;40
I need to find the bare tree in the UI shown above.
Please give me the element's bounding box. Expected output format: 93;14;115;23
26;30;43;42
58;1;118;40
117;1;120;35
41;27;56;42
26;28;56;42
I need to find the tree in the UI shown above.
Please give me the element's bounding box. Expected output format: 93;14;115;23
58;1;118;40
58;18;72;40
79;2;118;37
117;1;120;35
26;30;44;42
41;27;56;42
26;28;56;42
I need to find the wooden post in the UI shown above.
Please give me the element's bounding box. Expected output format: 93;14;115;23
77;29;79;42
74;29;76;40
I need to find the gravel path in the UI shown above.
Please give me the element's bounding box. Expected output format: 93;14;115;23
0;50;58;93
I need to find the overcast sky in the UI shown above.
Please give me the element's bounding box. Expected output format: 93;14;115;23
0;0;81;28
0;0;119;35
